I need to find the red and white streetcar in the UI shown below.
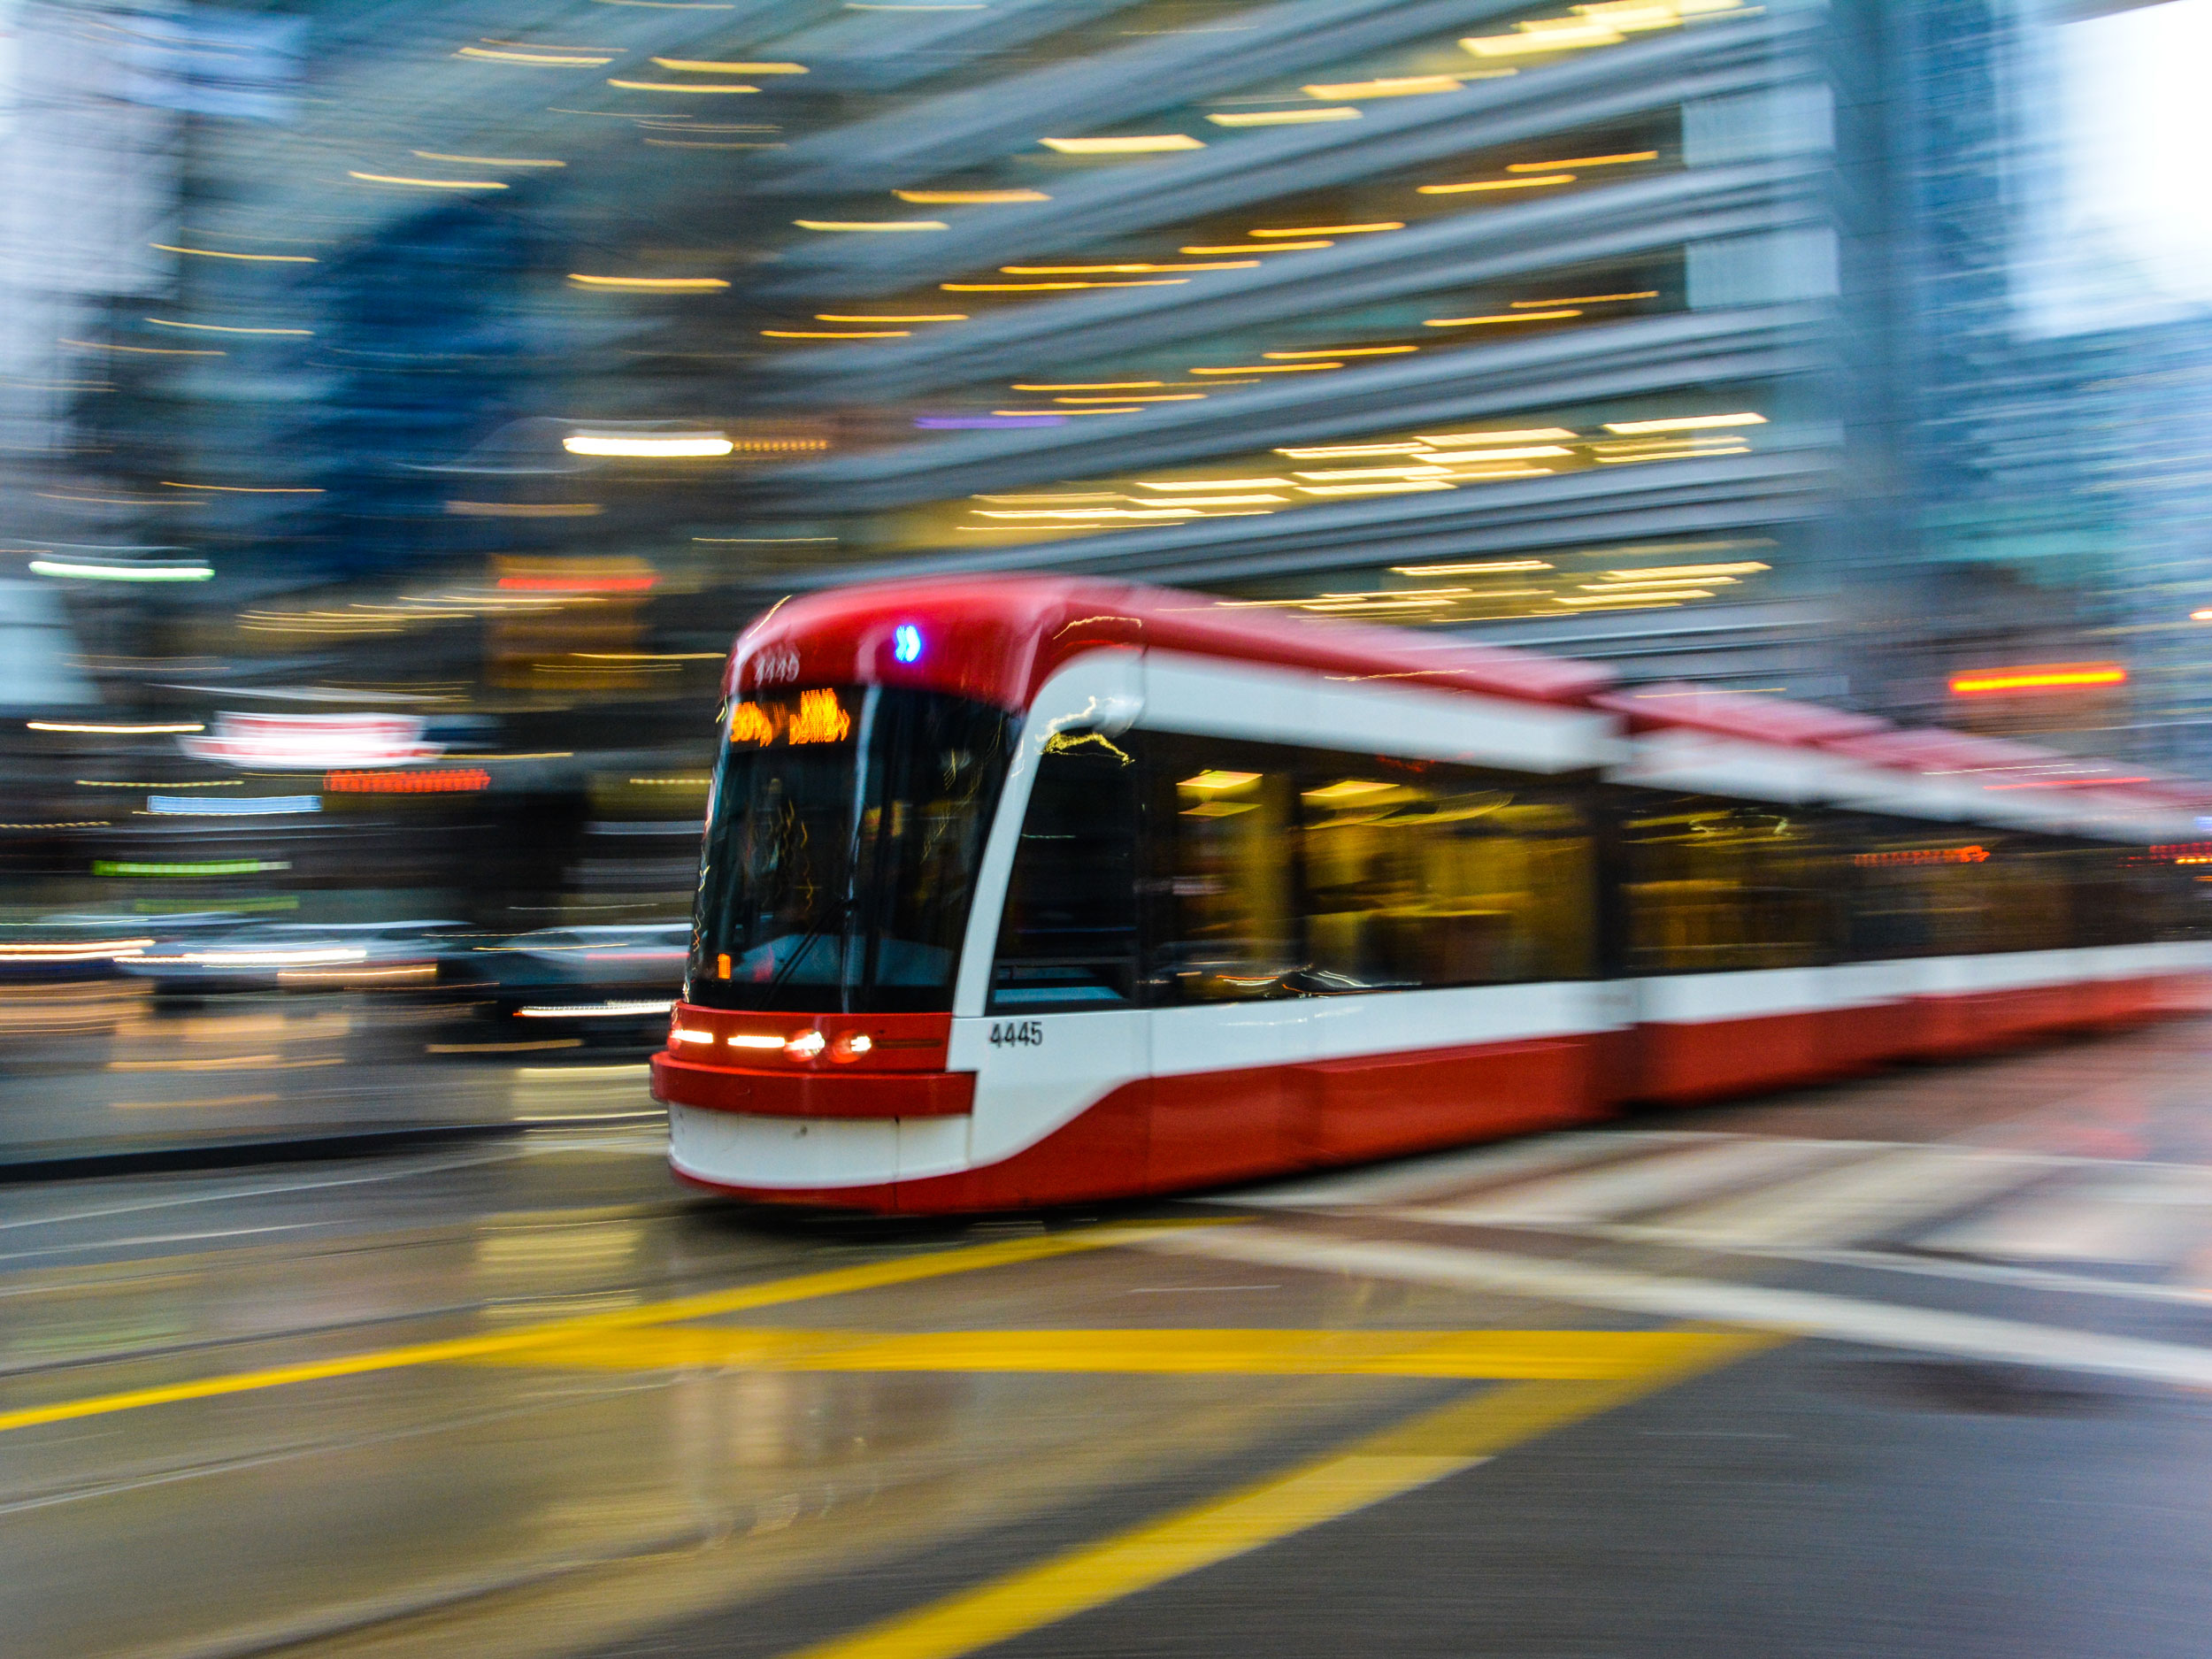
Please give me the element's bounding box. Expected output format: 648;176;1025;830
650;577;2211;1212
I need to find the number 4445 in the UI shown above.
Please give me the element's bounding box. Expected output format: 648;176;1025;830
988;1020;1043;1048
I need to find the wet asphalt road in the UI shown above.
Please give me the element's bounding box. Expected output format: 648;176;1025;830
8;1019;2212;1659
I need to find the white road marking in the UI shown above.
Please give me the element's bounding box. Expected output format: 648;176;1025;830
1638;1145;2053;1250
1923;1166;2212;1266
1400;1135;1868;1229
0;1148;523;1234
1150;1225;2212;1388
1221;1131;1695;1210
0;1224;320;1264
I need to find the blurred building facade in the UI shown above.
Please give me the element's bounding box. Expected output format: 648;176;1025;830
3;0;2209;925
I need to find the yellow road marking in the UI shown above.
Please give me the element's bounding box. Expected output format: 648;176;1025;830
472;1325;1735;1379
0;1222;1212;1437
780;1329;1778;1659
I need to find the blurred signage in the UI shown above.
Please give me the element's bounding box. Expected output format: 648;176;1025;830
729;690;851;747
1853;845;1990;867
325;768;491;794
1948;663;2126;695
182;713;443;769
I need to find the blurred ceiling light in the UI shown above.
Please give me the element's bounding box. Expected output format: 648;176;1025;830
163;481;321;492
1462;24;1625;56
1180;240;1332;254
1603;412;1764;433
2193;608;2212;622
607;78;757;91
347;172;509;189
1420;427;1578;443
1512;290;1657;306
147;318;311;334
1392;558;1553;573
1296;480;1455;495
1133;495;1286;506
1133;477;1294;488
943;279;1187;290
1276;442;1430;457
30;558;211;582
569;273;729;289
975;507;1201;519
1592;445;1746;465
762;328;910;337
1557;593;1708;606
27;720;203;734
1581;574;1738;588
60;338;221;355
894;188;1049;204
1263;344;1416;357
1012;380;1164;389
1425;444;1573;460
414;152;565;166
445;501;603;517
991;406;1141;416
652;57;805;71
1188;361;1340;374
1508;150;1657;171
1422;308;1580;326
795;219;948;231
1040;134;1204;153
1249;222;1402;236
457;46;613;64
1603;561;1769;578
1295;465;1453;481
563;433;733;457
1055;393;1202;403
818;312;966;321
1302;74;1463;97
151;243;315;262
1417;173;1573;194
1206;107;1360;126
999;260;1256;273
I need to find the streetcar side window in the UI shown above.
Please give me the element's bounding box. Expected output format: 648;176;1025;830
1847;824;2072;958
987;734;1141;1011
1618;795;1846;974
1301;760;1595;987
1144;739;1303;1002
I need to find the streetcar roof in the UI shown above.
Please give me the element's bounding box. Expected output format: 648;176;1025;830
726;574;1612;710
725;575;2212;827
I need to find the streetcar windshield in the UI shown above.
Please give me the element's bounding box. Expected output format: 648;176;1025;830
687;685;1016;1012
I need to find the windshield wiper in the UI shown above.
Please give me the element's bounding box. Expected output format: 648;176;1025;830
765;895;854;997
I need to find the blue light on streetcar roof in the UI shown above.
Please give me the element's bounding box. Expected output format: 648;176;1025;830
893;623;923;664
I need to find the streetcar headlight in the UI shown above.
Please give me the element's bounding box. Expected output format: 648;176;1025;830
784;1029;827;1061
829;1031;872;1064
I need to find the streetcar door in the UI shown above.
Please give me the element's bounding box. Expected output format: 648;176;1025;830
1141;740;1310;1187
969;723;1150;1200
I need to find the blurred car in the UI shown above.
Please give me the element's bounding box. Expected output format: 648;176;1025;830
0;911;246;983
452;922;689;1047
118;919;471;994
